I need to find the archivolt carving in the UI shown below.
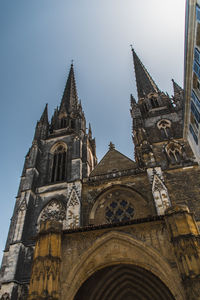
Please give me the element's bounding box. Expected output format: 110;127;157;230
61;231;184;300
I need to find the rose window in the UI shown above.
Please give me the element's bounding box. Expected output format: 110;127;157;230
105;200;134;223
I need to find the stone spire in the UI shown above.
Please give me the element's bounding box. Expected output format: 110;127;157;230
172;79;183;108
131;47;159;99
33;104;49;141
39;103;48;124
172;79;183;94
130;94;136;106
59;63;78;114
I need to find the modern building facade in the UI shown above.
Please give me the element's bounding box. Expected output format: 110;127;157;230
184;0;200;164
0;49;200;299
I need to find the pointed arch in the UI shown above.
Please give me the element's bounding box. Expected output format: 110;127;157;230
61;231;184;300
157;119;171;138
37;199;66;229
89;185;149;225
164;140;183;164
13;198;27;241
50;142;67;182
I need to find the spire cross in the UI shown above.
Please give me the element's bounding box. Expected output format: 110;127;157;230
109;142;115;150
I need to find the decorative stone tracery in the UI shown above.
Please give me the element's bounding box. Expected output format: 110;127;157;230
37;199;66;229
66;189;80;229
90;187;149;225
0;293;10;300
164;140;184;164
157;119;171;138
105;200;134;223
147;167;171;215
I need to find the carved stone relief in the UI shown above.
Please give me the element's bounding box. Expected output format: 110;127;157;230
38;200;66;228
66;189;80;229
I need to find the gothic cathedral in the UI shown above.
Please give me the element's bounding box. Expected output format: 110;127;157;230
1;49;200;300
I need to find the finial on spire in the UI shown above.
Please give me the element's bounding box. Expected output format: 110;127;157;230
109;142;115;150
71;59;74;65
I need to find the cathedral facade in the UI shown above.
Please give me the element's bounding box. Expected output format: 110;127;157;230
1;49;200;300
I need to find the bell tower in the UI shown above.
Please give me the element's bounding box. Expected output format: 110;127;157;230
130;48;195;216
130;47;187;169
0;64;97;300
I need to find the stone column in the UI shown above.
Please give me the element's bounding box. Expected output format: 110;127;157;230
165;205;200;300
27;220;62;300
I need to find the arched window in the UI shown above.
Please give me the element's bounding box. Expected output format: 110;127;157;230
165;141;183;164
150;97;159;108
37;199;66;229
143;102;148;113
157;119;171;138
71;119;76;129
60;118;67;128
51;144;67;182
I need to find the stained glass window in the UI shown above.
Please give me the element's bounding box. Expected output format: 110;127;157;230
105;200;134;223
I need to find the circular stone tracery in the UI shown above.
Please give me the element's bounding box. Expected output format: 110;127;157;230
105;200;134;223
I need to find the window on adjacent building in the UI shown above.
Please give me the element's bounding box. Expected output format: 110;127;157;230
196;23;200;47
189;124;198;144
196;4;200;23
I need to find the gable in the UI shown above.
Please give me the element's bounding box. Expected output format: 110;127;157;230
90;149;136;177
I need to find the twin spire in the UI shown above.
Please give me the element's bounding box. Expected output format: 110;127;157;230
131;47;159;99
38;51;181;128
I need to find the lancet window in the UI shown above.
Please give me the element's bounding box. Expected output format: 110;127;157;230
60;118;67;128
165;141;183;164
150;97;159;108
51;144;67;182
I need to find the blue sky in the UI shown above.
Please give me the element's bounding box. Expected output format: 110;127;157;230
0;0;185;260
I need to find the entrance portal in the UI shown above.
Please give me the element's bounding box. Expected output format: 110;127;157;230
74;264;175;300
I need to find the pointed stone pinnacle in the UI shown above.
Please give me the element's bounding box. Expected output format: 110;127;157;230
172;79;182;94
40;103;48;124
130;94;136;106
88;123;92;139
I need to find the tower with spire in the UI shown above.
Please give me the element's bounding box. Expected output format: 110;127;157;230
130;47;185;168
0;64;97;299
